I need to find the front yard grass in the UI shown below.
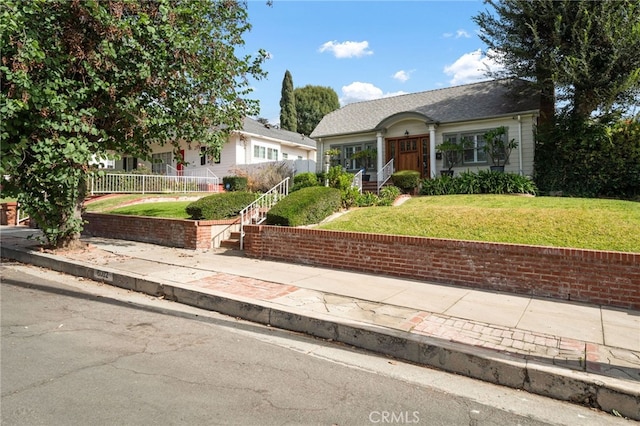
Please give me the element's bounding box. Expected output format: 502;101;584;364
107;201;193;219
84;193;204;215
316;194;640;253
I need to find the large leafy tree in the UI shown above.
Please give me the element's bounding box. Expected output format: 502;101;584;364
279;70;296;131
294;85;340;136
474;0;640;121
1;0;267;248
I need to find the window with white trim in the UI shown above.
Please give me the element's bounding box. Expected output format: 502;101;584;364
443;131;488;165
267;147;278;160
151;151;173;174
253;145;266;159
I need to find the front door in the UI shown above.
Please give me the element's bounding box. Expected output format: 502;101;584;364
386;135;430;178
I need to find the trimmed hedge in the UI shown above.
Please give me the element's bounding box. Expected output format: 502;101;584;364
391;170;420;193
222;175;248;192
186;192;258;220
291;172;320;192
266;186;341;226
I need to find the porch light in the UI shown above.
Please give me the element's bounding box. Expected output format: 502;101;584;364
405;130;409;136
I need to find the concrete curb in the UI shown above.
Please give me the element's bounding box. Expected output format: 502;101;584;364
2;245;639;420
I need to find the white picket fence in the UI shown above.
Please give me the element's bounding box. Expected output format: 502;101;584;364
90;173;219;195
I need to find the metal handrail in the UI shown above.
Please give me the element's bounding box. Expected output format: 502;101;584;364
352;170;363;193
377;159;394;194
239;177;290;250
166;164;219;180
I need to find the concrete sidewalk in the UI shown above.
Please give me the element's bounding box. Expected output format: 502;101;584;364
1;226;639;420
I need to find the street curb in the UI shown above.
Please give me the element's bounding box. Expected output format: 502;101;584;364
2;245;638;420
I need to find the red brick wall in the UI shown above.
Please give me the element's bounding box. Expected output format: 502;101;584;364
243;225;640;310
1;202;18;225
83;213;222;249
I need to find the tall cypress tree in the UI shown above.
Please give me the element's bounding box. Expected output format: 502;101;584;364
279;70;297;131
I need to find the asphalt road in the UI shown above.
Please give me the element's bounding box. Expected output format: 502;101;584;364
0;262;629;425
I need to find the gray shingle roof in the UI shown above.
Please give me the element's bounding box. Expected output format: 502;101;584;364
242;117;316;149
310;79;539;138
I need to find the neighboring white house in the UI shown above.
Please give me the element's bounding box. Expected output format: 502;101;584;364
310;79;540;181
112;117;317;177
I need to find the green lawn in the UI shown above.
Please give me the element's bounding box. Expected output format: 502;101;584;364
107;201;193;219
85;194;203;219
316;195;640;253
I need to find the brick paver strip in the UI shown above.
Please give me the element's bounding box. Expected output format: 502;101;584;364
192;273;299;300
406;312;587;364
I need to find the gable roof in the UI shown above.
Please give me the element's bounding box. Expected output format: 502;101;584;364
241;117;316;150
311;79;539;138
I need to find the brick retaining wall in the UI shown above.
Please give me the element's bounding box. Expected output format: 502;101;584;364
243;225;640;310
1;202;18;225
82;212;233;250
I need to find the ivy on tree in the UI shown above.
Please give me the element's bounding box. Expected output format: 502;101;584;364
0;0;268;248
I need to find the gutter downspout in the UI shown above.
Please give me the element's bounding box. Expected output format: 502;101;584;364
429;124;437;178
517;115;523;175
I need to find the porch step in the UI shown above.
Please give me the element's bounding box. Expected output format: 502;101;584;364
220;231;242;250
362;180;394;193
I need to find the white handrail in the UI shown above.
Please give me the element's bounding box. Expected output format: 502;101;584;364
377;159;394;194
352;170;363;194
239;177;290;250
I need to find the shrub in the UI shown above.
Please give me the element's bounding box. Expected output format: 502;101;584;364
355;191;379;207
291;172;319;192
222;176;248;192
420;171;537;196
378;185;402;206
326;165;360;208
266;186;341;226
391;170;420;194
534;115;640;199
186;191;258;220
420;175;459;196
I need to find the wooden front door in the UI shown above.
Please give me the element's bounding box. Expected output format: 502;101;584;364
386;135;430;178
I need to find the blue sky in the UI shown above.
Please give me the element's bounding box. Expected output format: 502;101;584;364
242;0;502;126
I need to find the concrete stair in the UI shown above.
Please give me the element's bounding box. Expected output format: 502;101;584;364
220;231;241;250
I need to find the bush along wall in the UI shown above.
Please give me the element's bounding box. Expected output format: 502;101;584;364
420;171;537;196
222;175;248;192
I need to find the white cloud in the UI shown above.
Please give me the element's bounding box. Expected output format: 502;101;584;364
443;29;471;39
392;70;413;83
318;40;373;59
443;49;504;85
340;82;406;105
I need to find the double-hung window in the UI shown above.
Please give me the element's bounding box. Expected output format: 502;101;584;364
443;131;488;165
151;151;173;174
253;145;266;159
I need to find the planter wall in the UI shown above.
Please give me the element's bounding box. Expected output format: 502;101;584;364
243;225;640;310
